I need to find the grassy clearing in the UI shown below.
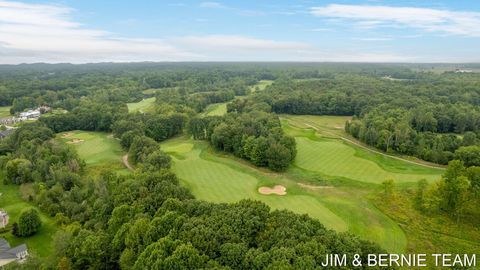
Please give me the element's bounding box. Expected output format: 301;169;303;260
0;106;11;118
282;115;444;184
250;80;273;92
294;137;441;184
0;173;57;258
161;136;407;252
57;131;129;175
203;103;228;116
127;97;156;113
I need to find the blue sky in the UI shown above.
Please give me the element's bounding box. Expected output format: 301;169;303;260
0;0;479;63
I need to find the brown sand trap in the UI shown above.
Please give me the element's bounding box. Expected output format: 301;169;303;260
298;183;334;190
61;132;73;138
66;138;84;144
258;185;287;195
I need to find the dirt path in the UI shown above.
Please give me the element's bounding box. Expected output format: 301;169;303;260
304;123;444;170
123;154;134;171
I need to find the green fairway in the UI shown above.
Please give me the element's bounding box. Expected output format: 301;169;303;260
127;97;156;113
161;136;407;252
295;137;441;184
0;106;11;118
0;174;57;258
58;131;128;174
282;115;444;184
250;80;273;92
203;102;227;116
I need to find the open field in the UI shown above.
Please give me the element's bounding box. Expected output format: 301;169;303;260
249;80;273;92
161;134;408;252
0;106;11;118
0;173;57;258
127;97;156;113
203;102;227;116
282;115;446;169
58;131;129;175
201;80;274;117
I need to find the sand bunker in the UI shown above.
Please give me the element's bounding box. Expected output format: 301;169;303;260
66;138;84;144
61;132;73;138
258;185;287;195
298;183;333;190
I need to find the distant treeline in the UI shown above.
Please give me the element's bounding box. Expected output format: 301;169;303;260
240;73;480;165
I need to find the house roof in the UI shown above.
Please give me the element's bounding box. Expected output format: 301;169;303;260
8;244;27;255
0;239;27;260
0;238;11;251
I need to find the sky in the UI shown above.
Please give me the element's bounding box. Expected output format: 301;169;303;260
0;0;480;64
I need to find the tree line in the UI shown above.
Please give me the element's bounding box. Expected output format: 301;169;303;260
188;111;297;171
1;121;387;270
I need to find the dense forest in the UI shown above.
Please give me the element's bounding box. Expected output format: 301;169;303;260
1;63;480;268
188;112;296;171
0;121;386;270
239;72;480;165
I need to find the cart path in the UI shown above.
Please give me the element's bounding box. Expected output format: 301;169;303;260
123;154;134;171
304;123;444;170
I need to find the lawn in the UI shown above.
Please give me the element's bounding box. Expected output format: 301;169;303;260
282;115;444;184
127;97;156;113
250;80;273;92
57;131;129;175
294;137;441;184
203;103;227;116
161;136;407;252
0;106;11;118
0;173;57;258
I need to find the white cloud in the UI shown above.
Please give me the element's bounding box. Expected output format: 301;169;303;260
0;1;199;63
310;4;480;37
0;0;464;63
0;0;309;63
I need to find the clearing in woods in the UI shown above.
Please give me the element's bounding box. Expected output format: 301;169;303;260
203;103;227;116
0;106;11;118
127;97;156;113
58;131;129;175
202;80;274;117
249;80;273;92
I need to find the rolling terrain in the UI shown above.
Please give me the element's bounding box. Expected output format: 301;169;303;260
127;97;156;113
57;131;129;175
158;114;446;253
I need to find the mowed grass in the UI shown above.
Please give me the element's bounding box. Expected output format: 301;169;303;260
282;115;443;184
0;174;57;258
57;131;128;175
0;106;11;118
161;137;407;252
295;137;441;184
162;138;347;232
203;103;227;116
250;80;273;92
127;97;156;113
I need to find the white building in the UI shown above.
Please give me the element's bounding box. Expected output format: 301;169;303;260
19;109;40;120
